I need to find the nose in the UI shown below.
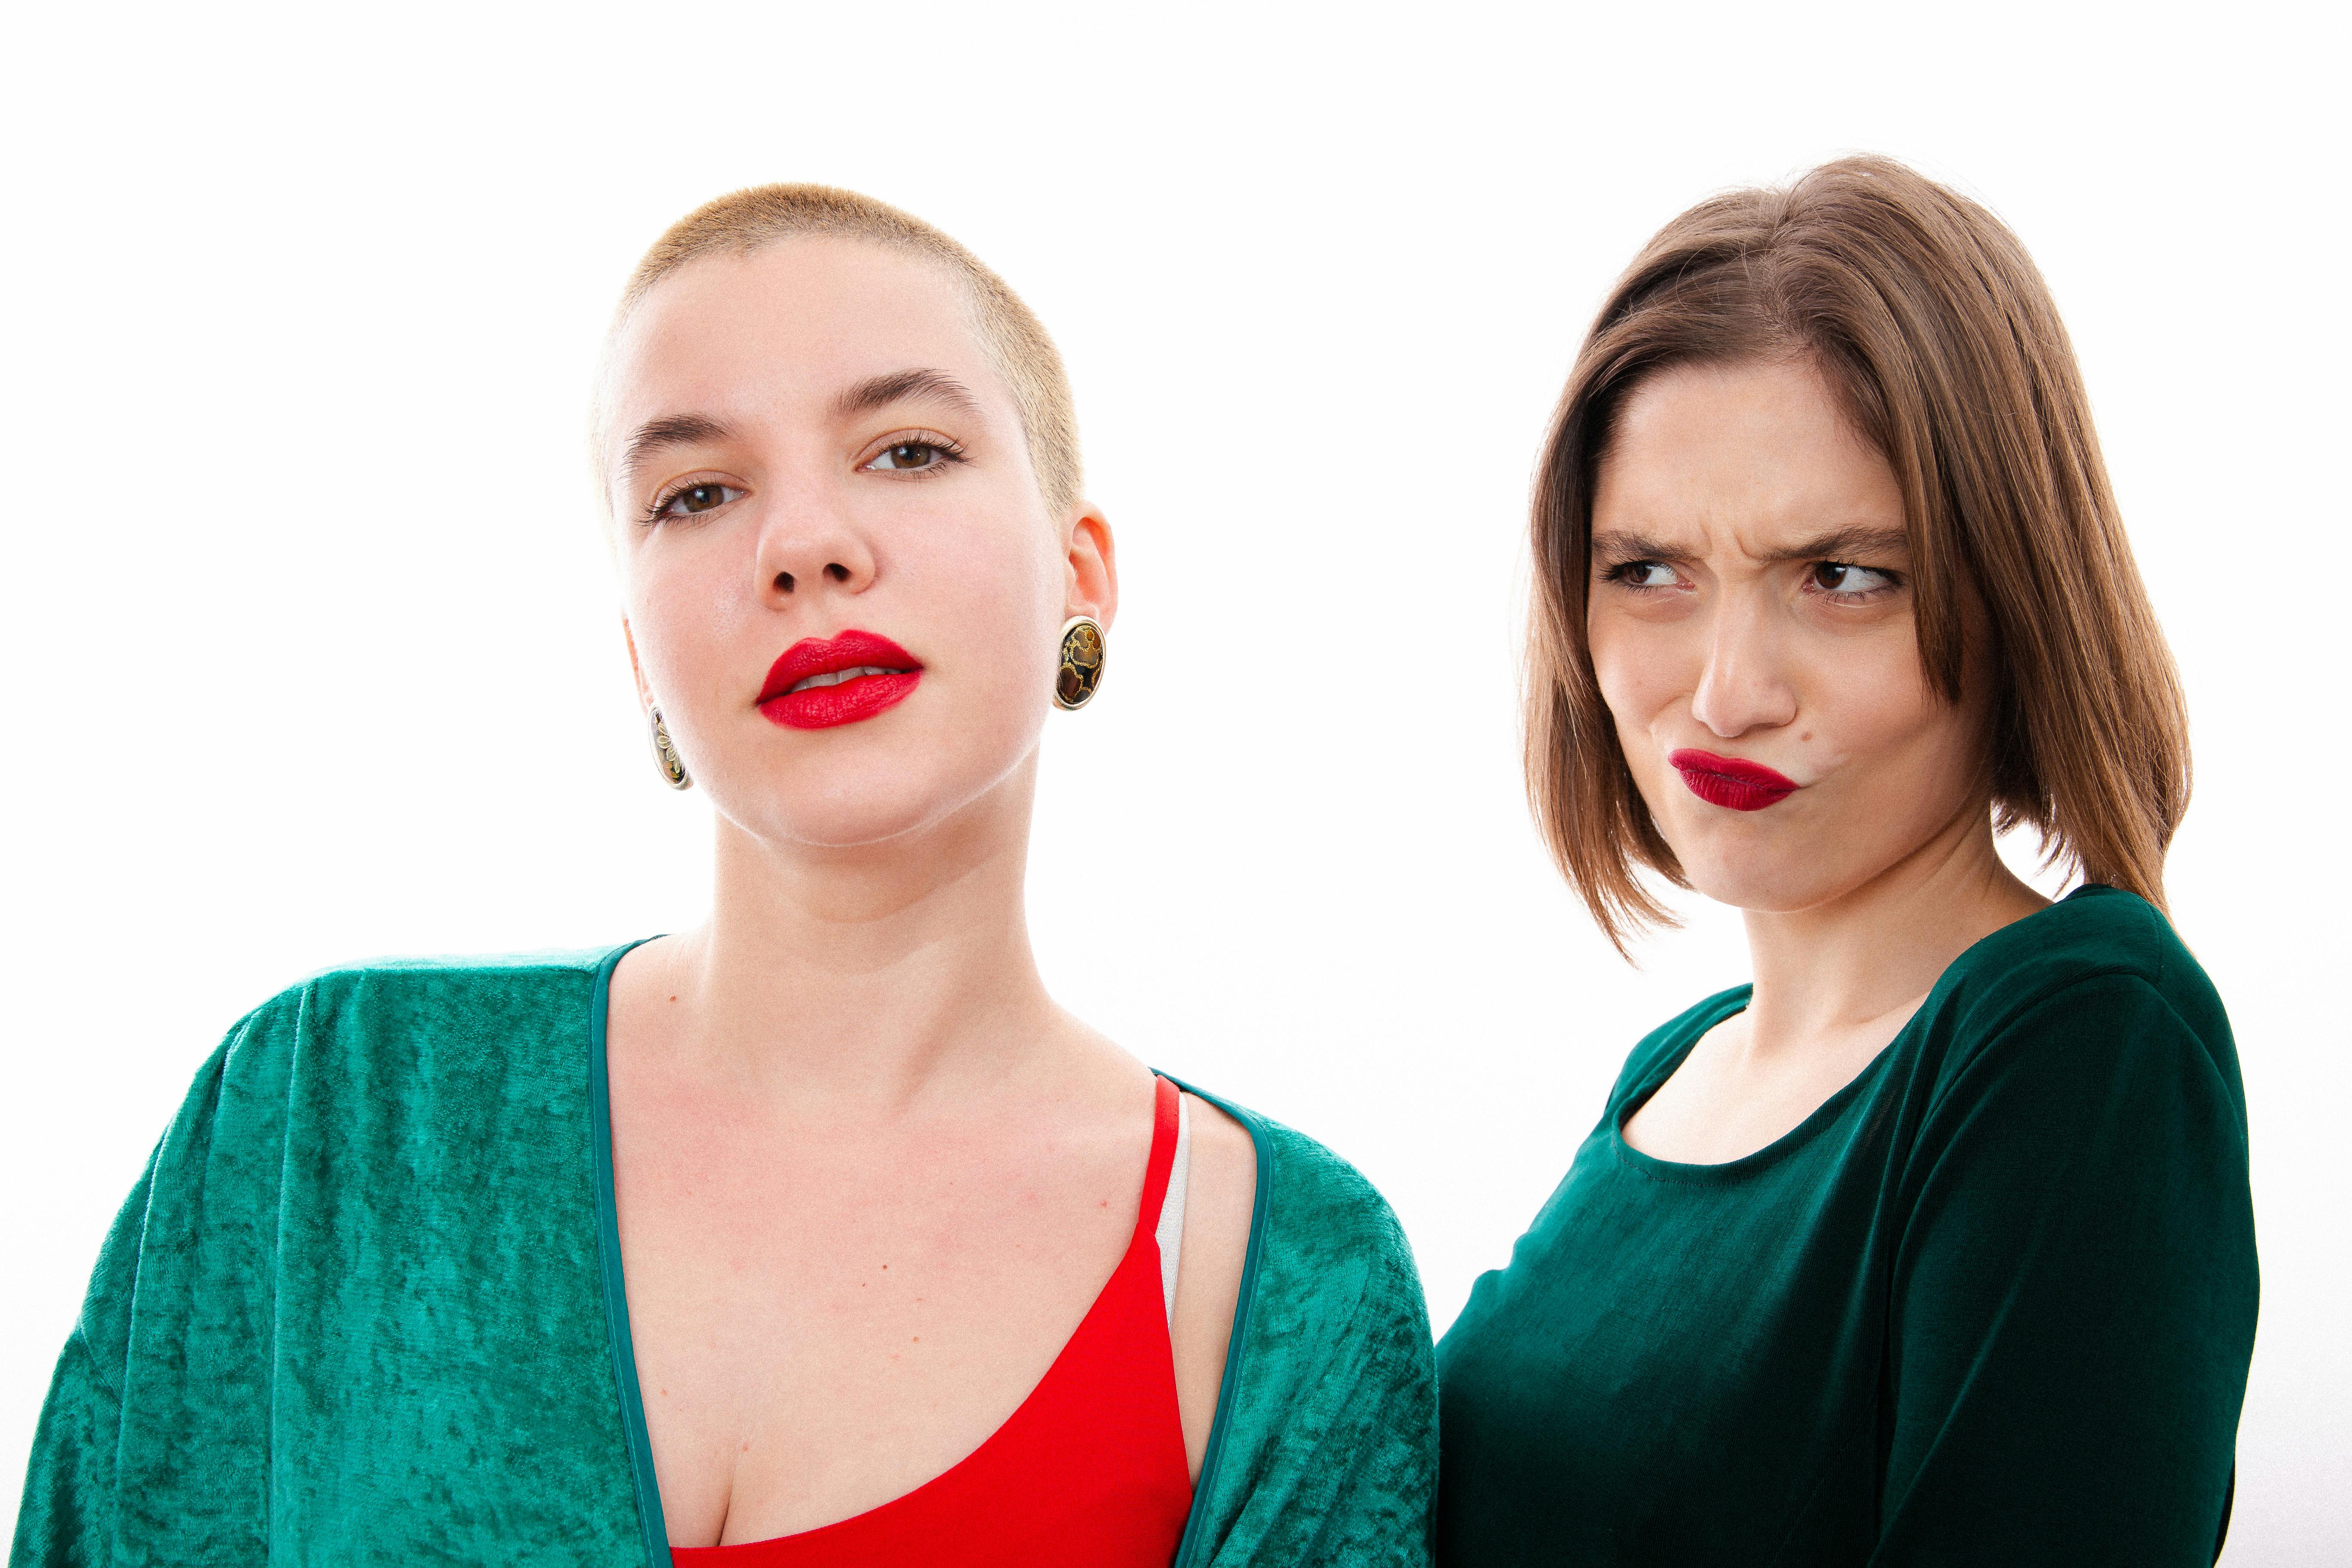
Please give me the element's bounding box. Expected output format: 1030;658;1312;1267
752;488;877;606
1687;590;1798;739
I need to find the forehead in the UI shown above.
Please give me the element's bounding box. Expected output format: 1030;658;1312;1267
602;236;1012;433
1596;359;1902;549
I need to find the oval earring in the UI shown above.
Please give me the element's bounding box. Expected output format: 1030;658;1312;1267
1054;616;1107;710
648;706;692;790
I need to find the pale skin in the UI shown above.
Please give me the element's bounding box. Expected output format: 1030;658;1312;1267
1591;358;2047;1166
595;236;1254;1547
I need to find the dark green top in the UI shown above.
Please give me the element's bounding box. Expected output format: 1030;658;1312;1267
13;945;1438;1565
1435;886;2257;1566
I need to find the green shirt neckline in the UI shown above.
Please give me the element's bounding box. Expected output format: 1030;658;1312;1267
1609;986;1896;1187
583;937;1274;1567
1434;881;2255;1565
1609;886;2115;1187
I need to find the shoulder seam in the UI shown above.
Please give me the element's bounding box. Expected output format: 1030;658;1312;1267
1928;966;2215;1122
1952;956;2165;1056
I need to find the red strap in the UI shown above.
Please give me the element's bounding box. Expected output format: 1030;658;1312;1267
1132;1077;1180;1248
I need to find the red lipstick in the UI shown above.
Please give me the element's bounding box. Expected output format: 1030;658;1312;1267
757;630;923;730
1668;748;1800;812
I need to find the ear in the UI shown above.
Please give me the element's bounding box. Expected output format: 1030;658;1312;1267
621;617;655;714
1062;504;1118;630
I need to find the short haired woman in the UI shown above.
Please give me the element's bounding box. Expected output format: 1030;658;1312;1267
1435;158;2256;1565
14;186;1436;1567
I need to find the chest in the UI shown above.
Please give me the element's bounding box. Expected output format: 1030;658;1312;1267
1625;1020;1898;1166
607;1099;1144;1543
1436;1121;1899;1561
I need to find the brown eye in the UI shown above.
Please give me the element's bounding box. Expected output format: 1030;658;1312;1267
653;482;744;520
1811;561;1896;595
870;443;940;471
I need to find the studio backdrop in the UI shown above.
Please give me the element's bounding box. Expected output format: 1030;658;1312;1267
2;3;2343;1560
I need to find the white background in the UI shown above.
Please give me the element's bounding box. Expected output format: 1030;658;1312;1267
3;2;2344;1558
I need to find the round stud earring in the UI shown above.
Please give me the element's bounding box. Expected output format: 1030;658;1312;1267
1054;616;1107;710
648;706;692;790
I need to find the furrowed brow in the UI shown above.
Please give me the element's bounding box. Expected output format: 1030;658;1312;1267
619;413;739;484
832;368;984;424
1589;529;1689;563
1760;527;1912;564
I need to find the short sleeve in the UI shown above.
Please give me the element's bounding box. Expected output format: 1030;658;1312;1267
1877;974;2257;1565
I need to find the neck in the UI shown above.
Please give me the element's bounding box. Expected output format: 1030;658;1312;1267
657;756;1064;1111
1739;798;2046;1058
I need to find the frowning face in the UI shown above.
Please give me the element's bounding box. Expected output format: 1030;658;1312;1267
599;237;1112;851
1585;358;1997;915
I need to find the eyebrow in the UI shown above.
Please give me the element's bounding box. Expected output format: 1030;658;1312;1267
1588;526;1911;564
619;413;739;485
1758;527;1911;564
831;367;984;423
1589;529;1684;563
616;371;983;487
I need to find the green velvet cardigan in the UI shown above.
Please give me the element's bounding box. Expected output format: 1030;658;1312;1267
12;947;1438;1565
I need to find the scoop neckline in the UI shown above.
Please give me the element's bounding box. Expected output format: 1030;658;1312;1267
1607;885;2114;1185
1607;987;1897;1185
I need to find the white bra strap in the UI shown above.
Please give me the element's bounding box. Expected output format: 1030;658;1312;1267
1155;1090;1191;1325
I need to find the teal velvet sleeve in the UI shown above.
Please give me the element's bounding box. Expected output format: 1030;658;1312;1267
12;1000;290;1568
13;1163;147;1567
13;1333;120;1568
9;965;652;1567
1177;1113;1438;1568
12;968;1438;1565
1876;974;2257;1564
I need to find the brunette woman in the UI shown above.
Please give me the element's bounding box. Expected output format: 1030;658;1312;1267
1436;158;2256;1565
14;186;1436;1567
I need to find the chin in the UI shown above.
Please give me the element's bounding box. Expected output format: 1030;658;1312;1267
735;780;965;850
716;738;1039;853
758;799;942;851
1672;835;1874;917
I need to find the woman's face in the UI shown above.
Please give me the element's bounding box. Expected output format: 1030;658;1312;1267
600;238;1109;850
1585;358;1994;914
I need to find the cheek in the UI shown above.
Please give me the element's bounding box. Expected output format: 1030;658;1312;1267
1807;633;1972;781
1587;606;1684;735
913;522;1063;689
623;539;747;704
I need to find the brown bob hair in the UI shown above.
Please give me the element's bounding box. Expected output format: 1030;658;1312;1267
1526;156;2190;952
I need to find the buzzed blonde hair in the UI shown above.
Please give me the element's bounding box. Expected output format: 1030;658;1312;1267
609;183;1083;514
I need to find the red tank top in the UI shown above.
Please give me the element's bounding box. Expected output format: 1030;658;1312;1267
669;1076;1195;1567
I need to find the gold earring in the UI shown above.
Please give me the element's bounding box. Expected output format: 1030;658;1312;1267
648;706;691;789
1054;616;1106;710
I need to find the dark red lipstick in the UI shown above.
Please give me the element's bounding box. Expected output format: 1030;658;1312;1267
1668;748;1800;812
757;630;923;730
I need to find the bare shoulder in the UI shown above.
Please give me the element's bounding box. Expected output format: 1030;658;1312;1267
604;932;692;1050
1185;1090;1260;1166
1185;1100;1260;1269
1171;1093;1256;1476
